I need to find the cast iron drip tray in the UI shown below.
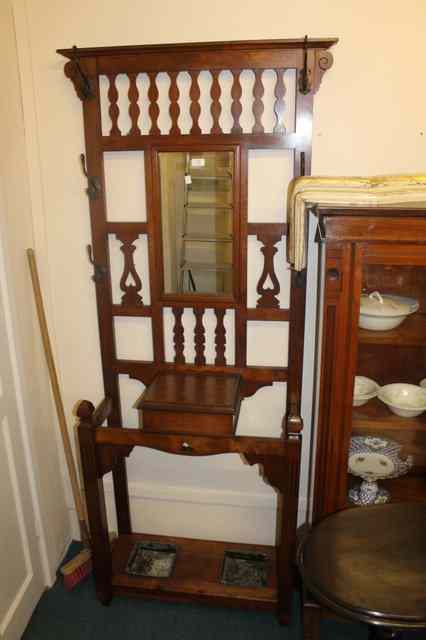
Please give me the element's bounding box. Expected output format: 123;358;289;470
126;541;177;578
220;550;269;588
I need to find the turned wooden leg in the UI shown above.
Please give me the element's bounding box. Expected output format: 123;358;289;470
246;442;302;625
78;403;113;605
302;598;321;640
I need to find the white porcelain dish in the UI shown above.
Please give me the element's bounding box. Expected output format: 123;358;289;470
359;291;419;331
378;383;426;418
353;376;380;407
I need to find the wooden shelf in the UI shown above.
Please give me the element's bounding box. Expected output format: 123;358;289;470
111;532;278;610
352;398;426;432
181;261;232;272
358;313;426;346
183;233;232;243
190;175;232;180
185;204;233;210
347;473;426;505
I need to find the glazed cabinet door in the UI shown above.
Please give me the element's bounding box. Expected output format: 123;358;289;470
312;232;426;521
312;240;358;520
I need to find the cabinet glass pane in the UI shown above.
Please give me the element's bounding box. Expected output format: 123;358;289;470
349;261;426;507
159;151;233;296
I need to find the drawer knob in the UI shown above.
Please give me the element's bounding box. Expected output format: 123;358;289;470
181;441;193;452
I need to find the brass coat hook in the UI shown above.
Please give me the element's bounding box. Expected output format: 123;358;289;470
298;35;311;95
80;154;101;200
71;45;94;100
86;245;107;283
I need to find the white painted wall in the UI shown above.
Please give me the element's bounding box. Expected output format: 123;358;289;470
10;0;426;546
1;1;71;583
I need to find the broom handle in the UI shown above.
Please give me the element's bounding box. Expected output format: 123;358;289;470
27;248;90;547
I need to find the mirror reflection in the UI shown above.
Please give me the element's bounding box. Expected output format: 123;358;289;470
159;151;233;295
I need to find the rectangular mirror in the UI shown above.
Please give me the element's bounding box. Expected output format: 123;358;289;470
159;150;234;296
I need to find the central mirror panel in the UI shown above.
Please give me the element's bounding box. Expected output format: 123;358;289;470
159;150;234;296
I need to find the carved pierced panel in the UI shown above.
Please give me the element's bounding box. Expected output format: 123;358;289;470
108;233;150;306
115;231;144;306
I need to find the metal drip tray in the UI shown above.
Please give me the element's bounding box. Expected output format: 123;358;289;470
126;541;177;578
220;550;269;588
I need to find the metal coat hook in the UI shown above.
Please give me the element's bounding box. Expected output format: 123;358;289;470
71;45;94;100
86;245;107;283
80;153;101;200
298;35;311;95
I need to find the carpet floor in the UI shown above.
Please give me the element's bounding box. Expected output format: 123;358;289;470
22;543;421;639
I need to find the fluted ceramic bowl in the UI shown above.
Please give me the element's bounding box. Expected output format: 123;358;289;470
378;383;426;418
353;376;380;407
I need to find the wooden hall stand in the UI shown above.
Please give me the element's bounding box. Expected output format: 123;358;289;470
57;37;337;623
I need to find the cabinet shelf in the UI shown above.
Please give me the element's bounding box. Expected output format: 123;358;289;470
185;203;233;210
352;398;426;432
182;233;232;243
111;532;277;609
347;473;426;506
358;313;426;347
189;175;232;181
180;261;232;272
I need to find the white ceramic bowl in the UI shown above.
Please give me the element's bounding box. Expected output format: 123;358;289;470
359;292;419;331
378;383;426;417
353;376;380;406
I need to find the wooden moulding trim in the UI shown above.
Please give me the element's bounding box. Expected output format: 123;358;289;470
161;300;237;310
56;38;338;65
57;37;338;60
112;305;153;317
114;360;288;383
94;428;288;455
245;308;290;321
247;223;288;237
106;222;148;234
101;133;306;151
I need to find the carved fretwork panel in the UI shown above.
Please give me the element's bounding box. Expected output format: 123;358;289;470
115;232;143;306
248;223;287;310
256;232;282;309
246;453;287;493
97;444;134;477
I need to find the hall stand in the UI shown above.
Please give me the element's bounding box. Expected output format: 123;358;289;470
57;37;337;623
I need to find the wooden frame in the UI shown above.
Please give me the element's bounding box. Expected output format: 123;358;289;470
58;36;337;622
311;207;426;522
150;143;241;305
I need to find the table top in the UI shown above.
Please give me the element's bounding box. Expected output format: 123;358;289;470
298;503;426;629
137;372;241;414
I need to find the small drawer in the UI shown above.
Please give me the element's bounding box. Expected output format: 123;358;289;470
136;372;242;437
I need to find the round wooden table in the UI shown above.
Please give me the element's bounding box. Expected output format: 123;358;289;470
298;503;426;639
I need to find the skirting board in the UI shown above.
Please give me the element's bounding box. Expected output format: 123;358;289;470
69;481;308;546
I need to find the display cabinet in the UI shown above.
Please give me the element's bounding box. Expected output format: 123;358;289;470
57;37;337;623
311;205;426;521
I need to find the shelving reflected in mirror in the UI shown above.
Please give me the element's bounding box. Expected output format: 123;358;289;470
159;150;234;296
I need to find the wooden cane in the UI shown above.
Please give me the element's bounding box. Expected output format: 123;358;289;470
27;248;90;548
